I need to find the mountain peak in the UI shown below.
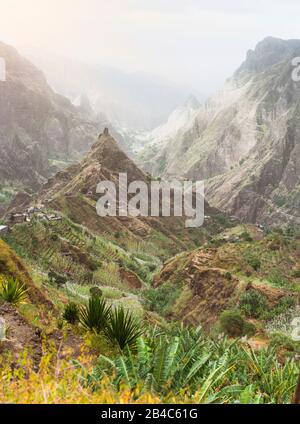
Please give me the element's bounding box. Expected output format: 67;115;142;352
84;130;148;183
236;36;300;76
184;94;200;109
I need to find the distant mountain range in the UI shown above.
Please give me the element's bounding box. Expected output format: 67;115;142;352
1;37;300;227
0;41;101;192
24;49;197;131
137;37;300;226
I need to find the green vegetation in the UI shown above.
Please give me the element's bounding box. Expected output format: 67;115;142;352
246;254;261;271
240;231;253;242
48;271;67;286
269;332;300;354
63;302;79;324
90;286;103;298
79;297;111;333
268;271;290;288
0;278;28;305
1;216;299;404
219;309;256;337
240;290;267;318
144;282;181;315
0;181;21;207
104;306;143;350
84;326;298;403
266;297;296;320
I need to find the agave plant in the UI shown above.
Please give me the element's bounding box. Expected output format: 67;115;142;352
79;296;111;333
104;306;143;350
63;302;79;324
0;278;28;305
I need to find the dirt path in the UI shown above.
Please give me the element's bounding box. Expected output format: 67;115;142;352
0;303;42;368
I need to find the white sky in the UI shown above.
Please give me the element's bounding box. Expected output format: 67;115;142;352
0;0;300;94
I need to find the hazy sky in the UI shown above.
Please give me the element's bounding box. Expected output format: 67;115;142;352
0;0;300;94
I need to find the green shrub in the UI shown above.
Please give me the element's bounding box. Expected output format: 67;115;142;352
50;234;59;242
225;272;232;281
0;278;28;305
148;263;157;273
265;296;296;320
239;290;267;318
88;260;99;272
292;270;300;278
274;196;286;208
219;309;256;337
247;256;261;271
269;332;300;353
88;325;297;403
121;257;151;283
48;271;67;286
268;272;289;288
105;306;143;350
63;302;79;324
240;232;253;242
83;271;94;284
90;286;103;298
79;297;111;333
144;282;180;315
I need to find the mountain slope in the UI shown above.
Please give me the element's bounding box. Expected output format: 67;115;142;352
135;95;200;170
6;130;232;256
154;224;300;329
138;37;300;226
0;41;99;192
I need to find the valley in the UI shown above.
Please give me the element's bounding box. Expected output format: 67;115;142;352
0;37;299;405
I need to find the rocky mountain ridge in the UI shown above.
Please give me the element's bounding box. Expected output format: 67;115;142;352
0;41;100;192
5;130;232;255
137;37;300;226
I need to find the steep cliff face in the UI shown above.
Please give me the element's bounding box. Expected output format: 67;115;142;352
136;95;200;174
204;38;300;226
139;38;300;226
0;41;99;190
0;135;48;190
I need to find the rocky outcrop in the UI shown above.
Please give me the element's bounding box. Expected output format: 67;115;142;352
0;136;48;190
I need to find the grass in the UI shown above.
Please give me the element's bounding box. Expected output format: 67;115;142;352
1;218;299;404
93;263;123;288
1;325;298;404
